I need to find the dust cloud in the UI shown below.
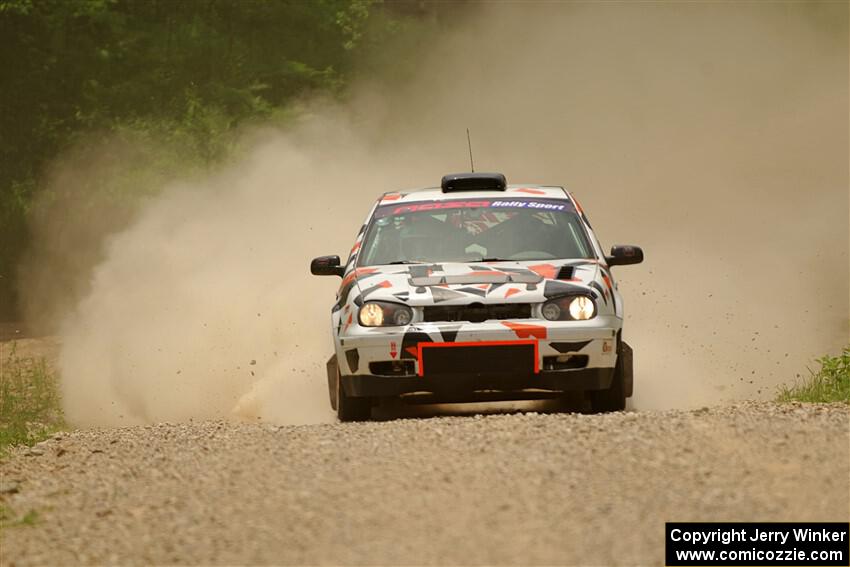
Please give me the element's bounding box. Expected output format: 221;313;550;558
24;3;848;426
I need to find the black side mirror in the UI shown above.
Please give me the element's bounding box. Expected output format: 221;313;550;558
311;255;345;277
605;245;644;267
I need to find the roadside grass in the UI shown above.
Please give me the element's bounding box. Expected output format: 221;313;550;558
0;342;65;455
777;347;850;403
0;503;39;529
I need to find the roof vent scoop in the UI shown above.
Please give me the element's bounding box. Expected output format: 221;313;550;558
441;172;507;193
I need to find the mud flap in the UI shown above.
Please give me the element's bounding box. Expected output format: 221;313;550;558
326;354;338;410
621;341;634;398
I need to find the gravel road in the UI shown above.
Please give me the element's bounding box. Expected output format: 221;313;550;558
1;402;848;566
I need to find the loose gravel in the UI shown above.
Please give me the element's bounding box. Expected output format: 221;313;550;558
1;402;848;566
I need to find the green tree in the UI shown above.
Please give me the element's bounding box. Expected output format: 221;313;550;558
0;0;419;319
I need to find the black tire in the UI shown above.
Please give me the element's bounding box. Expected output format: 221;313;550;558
326;355;339;411
336;366;372;422
590;339;627;413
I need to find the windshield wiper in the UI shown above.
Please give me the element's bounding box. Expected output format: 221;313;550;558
477;257;511;262
388;260;425;265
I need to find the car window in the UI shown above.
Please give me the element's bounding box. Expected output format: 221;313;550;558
359;198;594;266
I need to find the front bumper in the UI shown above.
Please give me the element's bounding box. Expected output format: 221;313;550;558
337;316;621;378
341;367;614;402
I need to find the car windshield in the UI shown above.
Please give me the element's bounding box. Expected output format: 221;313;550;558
359;197;594;266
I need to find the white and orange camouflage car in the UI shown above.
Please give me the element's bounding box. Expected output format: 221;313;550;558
311;173;643;421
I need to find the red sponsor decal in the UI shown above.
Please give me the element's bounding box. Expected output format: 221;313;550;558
340;267;377;289
405;346;418;357
505;287;521;298
340;273;356;289
389;341;398;359
501;321;547;340
514;188;546;195
382;193;402;201
393;200;491;214
571;195;585;216
601;272;613;297
378;280;392;288
528;264;558;280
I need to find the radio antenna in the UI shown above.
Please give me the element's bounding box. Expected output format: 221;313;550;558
466;128;475;172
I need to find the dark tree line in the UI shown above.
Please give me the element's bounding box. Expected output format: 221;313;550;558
0;0;445;318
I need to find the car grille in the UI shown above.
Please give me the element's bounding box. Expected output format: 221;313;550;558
422;303;533;323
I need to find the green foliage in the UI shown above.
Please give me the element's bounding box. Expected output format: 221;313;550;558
0;0;34;16
0;0;425;317
0;0;384;184
0;343;64;452
0;180;35;316
777;347;850;403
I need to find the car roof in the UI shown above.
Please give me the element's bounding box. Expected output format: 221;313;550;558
377;185;570;206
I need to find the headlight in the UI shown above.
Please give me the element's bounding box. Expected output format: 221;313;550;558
358;301;413;327
541;295;596;321
568;296;595;320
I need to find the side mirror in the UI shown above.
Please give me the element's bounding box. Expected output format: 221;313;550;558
605;245;644;267
311;255;345;277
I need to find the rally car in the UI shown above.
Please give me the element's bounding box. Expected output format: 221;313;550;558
311;173;643;421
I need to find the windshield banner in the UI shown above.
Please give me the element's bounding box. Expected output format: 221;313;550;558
375;198;576;218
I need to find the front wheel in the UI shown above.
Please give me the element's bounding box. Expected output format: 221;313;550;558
335;366;372;422
590;339;632;413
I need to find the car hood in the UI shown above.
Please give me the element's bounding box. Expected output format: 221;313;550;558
351;260;603;306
